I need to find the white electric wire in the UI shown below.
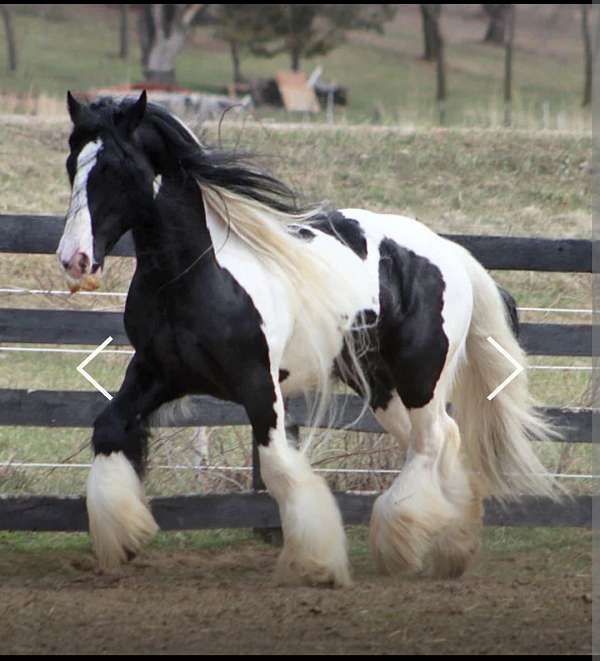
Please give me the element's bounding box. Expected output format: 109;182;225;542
517;307;592;315
0;461;595;480
0;288;594;316
0;346;591;373
0;287;127;297
0;346;135;355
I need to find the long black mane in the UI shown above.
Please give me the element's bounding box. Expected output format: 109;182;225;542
84;96;315;216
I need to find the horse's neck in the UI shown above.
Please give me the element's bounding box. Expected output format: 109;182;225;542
131;177;213;282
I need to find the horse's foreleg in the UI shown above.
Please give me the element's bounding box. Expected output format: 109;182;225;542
242;373;351;588
87;357;174;572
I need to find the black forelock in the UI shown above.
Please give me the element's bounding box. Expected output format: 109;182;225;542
73;96;315;216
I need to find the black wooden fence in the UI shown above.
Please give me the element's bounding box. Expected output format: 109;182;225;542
0;215;594;531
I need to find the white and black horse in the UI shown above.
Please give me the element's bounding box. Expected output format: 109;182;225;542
57;92;559;587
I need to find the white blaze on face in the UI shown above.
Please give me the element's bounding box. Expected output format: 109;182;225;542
57;139;103;270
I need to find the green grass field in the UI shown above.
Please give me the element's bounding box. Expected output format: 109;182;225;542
0;120;592;497
0;5;592;129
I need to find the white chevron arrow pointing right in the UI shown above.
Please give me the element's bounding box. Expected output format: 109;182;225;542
486;336;524;401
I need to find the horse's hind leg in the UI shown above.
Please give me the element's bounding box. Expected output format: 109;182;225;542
370;394;482;578
428;412;483;578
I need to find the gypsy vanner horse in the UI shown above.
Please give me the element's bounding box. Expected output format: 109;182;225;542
56;92;559;587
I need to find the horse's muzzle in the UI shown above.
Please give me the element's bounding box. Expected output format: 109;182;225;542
59;251;102;293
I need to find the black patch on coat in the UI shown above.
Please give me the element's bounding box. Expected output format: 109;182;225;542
336;309;397;412
337;240;449;412
279;369;290;383
291;226;317;241
377;239;449;409
498;285;520;338
291;210;368;260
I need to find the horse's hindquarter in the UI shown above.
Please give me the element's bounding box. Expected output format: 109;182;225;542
339;209;474;355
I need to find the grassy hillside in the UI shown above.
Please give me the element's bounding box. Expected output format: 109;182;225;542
0;4;592;129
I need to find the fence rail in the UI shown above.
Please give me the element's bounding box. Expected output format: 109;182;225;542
0;389;592;442
0;494;594;532
0;214;594;273
0;215;594;532
0;309;592;356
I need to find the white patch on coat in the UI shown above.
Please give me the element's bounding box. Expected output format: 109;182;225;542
153;174;162;198
374;393;412;450
204;202;295;378
57;139;103;268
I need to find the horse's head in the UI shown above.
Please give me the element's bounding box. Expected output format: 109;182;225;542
57;91;155;292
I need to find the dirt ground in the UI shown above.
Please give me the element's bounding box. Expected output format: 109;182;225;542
0;528;593;655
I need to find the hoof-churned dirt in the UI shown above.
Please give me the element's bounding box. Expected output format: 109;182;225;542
0;528;592;655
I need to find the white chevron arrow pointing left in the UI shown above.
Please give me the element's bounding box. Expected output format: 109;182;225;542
486;336;524;401
77;336;114;401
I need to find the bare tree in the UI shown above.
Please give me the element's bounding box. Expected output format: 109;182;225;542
212;5;278;84
504;4;516;126
138;4;209;85
1;5;17;72
582;4;592;107
420;4;441;62
483;4;512;45
248;5;396;73
119;4;130;59
435;9;447;125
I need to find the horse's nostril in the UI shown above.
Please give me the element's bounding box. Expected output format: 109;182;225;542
78;254;90;273
61;260;70;270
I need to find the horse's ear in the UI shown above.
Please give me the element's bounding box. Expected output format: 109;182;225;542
67;91;83;125
120;90;147;134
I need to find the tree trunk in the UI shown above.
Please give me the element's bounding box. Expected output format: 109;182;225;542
229;39;243;84
421;4;441;62
290;47;301;72
582;4;592;107
145;6;186;85
1;6;17;72
138;6;155;70
436;12;447;125
503;5;516;126
119;4;129;59
484;4;510;45
138;4;206;86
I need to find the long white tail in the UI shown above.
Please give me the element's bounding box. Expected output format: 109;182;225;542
452;250;563;501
